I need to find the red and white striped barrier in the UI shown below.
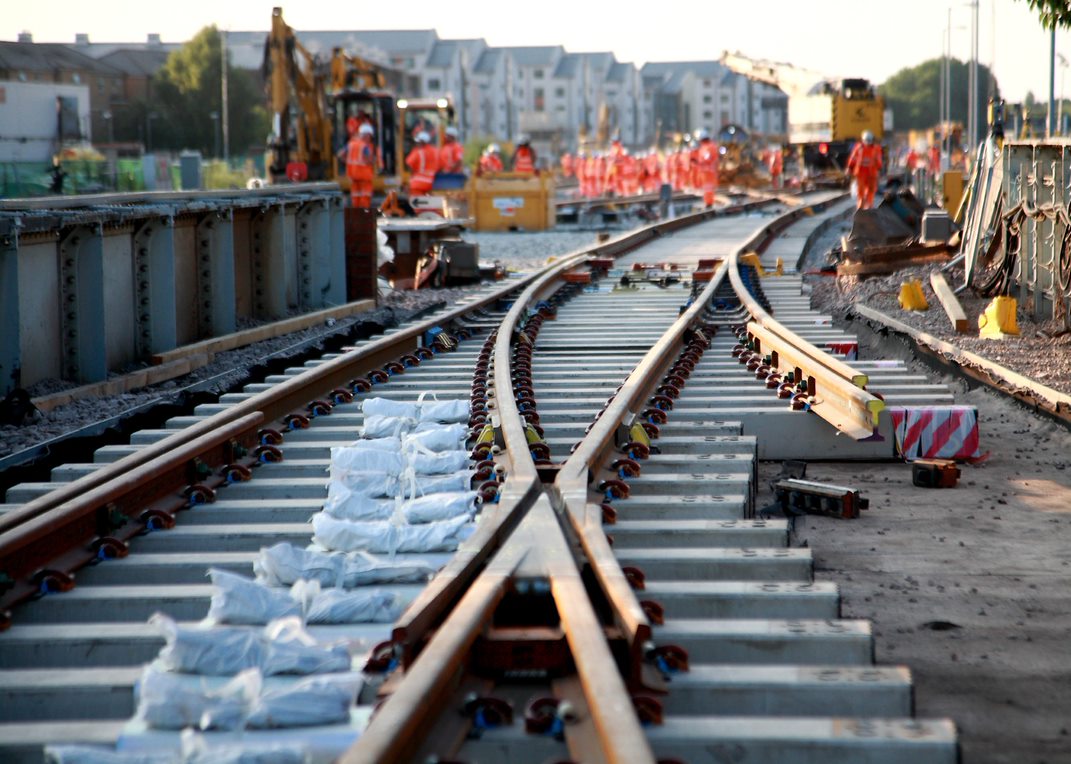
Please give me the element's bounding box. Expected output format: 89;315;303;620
887;405;984;462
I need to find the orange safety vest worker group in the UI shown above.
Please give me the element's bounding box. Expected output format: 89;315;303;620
512;135;536;174
478;143;504;174
439;126;464;174
345;122;378;209
405;131;440;196
846;130;883;210
693;129;719;207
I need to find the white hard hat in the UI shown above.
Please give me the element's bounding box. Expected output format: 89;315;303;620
516;134;530;145
445;126;458;138
358;123;374;136
487;143;501;154
695;128;711;141
862;130;875;144
416;131;431;143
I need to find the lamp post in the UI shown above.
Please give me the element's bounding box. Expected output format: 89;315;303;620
209;111;220;159
102;110;113;143
1059;53;1068;136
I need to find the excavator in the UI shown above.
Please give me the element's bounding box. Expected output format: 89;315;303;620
263;7;455;197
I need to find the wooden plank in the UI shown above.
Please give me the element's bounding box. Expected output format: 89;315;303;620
151;298;376;366
929;271;970;333
31;355;213;413
837;252;952;277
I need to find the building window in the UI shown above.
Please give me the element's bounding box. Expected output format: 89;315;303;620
72;73;81;84
703;110;713;120
703;79;711;87
98;79;105;94
427;77;441;91
720;94;729;104
534;87;545;112
703;95;712;104
555;87;565;98
534;69;544;79
556;105;566;112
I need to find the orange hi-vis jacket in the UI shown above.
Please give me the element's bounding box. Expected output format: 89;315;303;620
439;140;464;173
346;136;376;182
847;142;883;179
406;143;440;194
478;153;504;173
513;146;535;174
695;141;719;187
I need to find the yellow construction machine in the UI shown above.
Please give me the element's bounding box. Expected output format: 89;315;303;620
264;7;455;196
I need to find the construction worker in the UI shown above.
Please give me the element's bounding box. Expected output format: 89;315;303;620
345;122;379;209
439;126;464;174
694;129;719;207
511;135;536;174
845;130;883;210
560;152;574;179
478;143;504;174
405;131;439;197
767;145;783;190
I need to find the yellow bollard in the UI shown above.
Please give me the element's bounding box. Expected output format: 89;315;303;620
774;257;784;276
978;296;1020;338
898;279;929;311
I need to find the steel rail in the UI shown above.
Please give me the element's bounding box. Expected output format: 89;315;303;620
725;198;886;438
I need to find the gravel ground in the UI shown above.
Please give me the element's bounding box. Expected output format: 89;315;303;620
806;220;1071;396
789;216;1071;764
0;229;619;461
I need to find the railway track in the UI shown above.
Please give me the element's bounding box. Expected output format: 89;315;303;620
0;193;961;763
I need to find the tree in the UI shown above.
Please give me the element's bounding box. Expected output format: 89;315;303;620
152;26;269;157
880;58;999;132
1018;0;1071;29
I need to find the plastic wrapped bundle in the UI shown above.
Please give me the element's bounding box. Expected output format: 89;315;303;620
135;665;259;731
304;587;400;624
311;512;474;554
397;469;474;498
246;674;362;729
344;436;401;451
322;489;396;522
151;614;265;675
44;747;174;764
261;617;352;676
360;397;419;420
399;491;478;524
181;731;307;764
407;449;471;475
329;446;406;478
402;423;468;453
360;414;415;439
417;397;469;423
254;543;346;588
254;544;435;588
206;569;301;626
325;471;399;501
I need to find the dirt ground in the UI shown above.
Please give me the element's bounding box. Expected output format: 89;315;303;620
757;295;1071;763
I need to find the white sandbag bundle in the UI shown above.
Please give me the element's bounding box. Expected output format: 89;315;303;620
329;446;406;477
325;470;399;500
180;731;307;764
344;436;401;451
402;423;468;453
135;666;258;731
304;587;399;624
361;397;419;420
150;614;350;676
44;746;174;764
312;512;473;554
398;469;474;497
417;396;469;424
360;414;415;439
245;674;361;730
399;491;478;524
322;490;396;522
152;614;265;675
206;569;301;625
407;449;471;475
254;544;436;589
260;617;352;675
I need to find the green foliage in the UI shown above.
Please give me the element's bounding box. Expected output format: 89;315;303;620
153;26;269;156
1018;0;1071;29
880;58;999;132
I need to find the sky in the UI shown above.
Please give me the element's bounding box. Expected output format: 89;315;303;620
6;0;1067;103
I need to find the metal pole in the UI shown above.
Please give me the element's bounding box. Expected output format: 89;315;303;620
970;0;978;150
939;28;946;132
946;8;952;169
221;30;230;164
1049;27;1057;138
